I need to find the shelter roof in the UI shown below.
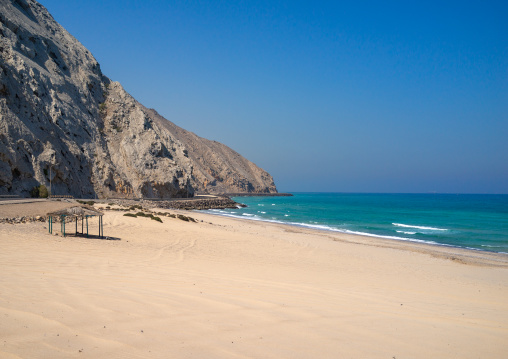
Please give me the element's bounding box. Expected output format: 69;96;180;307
47;205;103;218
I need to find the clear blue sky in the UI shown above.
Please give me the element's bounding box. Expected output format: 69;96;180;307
40;0;508;193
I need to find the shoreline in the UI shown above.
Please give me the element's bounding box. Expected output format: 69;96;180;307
192;208;508;268
1;199;507;264
200;208;508;260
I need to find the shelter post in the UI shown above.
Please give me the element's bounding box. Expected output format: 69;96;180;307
61;215;66;237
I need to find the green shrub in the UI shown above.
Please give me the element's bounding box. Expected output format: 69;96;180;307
123;213;137;218
177;214;190;222
151;216;162;223
135;212;147;217
38;185;48;198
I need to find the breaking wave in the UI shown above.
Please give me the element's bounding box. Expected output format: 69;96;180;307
393;223;448;231
396;230;417;235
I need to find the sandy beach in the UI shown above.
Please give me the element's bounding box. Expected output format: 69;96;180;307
1;201;507;358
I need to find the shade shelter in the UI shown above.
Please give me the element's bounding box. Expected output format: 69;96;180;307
47;205;104;238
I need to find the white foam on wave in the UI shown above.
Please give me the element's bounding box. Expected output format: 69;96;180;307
342;229;438;244
393;223;448;231
279;222;428;243
292;222;337;231
396;230;416;235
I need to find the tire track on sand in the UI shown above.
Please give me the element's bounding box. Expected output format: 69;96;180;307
142;236;197;264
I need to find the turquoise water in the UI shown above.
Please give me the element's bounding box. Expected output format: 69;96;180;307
206;193;508;253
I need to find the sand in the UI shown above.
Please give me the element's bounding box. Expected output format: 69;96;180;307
1;202;507;358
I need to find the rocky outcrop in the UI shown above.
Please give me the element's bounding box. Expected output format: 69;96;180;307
100;197;245;211
98;82;194;198
0;215;46;224
155;197;245;211
0;0;277;198
0;0;107;197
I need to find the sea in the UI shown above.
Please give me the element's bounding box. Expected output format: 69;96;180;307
205;193;508;254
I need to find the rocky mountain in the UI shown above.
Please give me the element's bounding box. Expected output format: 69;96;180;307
0;0;277;198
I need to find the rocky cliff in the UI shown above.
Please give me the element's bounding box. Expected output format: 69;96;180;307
0;0;277;197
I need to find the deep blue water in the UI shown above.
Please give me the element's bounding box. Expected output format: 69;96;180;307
205;193;508;253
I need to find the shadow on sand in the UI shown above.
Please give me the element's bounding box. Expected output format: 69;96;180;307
66;233;121;241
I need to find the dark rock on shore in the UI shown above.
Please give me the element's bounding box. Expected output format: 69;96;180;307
100;197;246;211
0;216;46;224
158;197;246;211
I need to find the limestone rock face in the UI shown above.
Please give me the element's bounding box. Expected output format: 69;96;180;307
99;82;194;198
0;0;277;197
0;0;106;197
